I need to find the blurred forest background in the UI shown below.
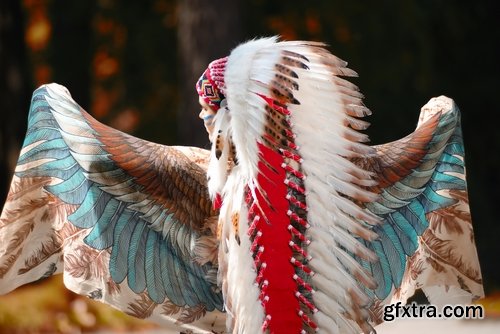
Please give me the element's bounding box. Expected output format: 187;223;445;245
0;0;499;332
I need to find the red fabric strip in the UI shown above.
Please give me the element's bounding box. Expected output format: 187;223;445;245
252;142;302;334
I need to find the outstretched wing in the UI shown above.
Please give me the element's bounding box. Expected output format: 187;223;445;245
353;96;483;315
0;83;224;332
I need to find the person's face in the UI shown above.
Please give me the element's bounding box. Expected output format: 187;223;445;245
198;97;217;140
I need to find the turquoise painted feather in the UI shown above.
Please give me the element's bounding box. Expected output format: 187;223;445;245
354;101;474;301
14;84;223;312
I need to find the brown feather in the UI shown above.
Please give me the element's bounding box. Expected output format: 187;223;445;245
18;233;62;275
5;176;51;203
421;229;482;284
274;73;299;90
64;244;110;280
215;130;224;159
275;63;298;78
353;112;441;191
176;304;207;325
281;55;309;70
126;292;158;319
4;221;34;258
84;112;216;233
282;49;310;61
161;299;183;316
0;248;22;279
270;80;299;105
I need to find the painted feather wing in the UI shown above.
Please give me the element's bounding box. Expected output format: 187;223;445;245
0;83;224;332
212;37;382;334
352;96;483;310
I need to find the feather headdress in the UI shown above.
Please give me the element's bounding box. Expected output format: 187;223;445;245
204;37;483;333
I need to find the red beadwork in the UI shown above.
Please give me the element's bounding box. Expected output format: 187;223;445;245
262;314;272;332
281;162;306;180
289;241;311;260
284;179;306;195
259;280;269;302
298;310;319;331
247;215;260;236
249;143;303;333
254;246;265;267
288;211;310;228
290;257;314;275
286;140;300;150
251;230;263;253
283;128;297;139
255;263;267;285
247;201;256;214
280;148;304;163
288;224;310;243
261;295;270;307
286;194;308;211
293;274;314;293
295;291;318;313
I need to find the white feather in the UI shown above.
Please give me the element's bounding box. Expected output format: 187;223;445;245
225;36;279;180
207;106;232;198
314;291;360;334
218;169;264;333
278;41;379;332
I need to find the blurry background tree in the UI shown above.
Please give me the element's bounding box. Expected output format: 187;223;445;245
0;0;30;215
0;0;499;332
177;0;242;146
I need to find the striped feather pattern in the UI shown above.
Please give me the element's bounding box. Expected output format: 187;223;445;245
354;98;476;301
14;84;223;311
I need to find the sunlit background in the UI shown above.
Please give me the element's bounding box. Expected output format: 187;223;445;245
1;0;499;332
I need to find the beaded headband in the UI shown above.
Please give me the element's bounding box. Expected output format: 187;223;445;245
196;57;227;112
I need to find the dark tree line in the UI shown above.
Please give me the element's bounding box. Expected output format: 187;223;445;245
0;1;30;212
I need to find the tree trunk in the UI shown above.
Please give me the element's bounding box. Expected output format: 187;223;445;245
177;0;242;147
0;1;30;212
50;0;93;108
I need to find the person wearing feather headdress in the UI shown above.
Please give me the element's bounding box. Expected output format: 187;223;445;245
0;37;484;334
194;37;484;334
